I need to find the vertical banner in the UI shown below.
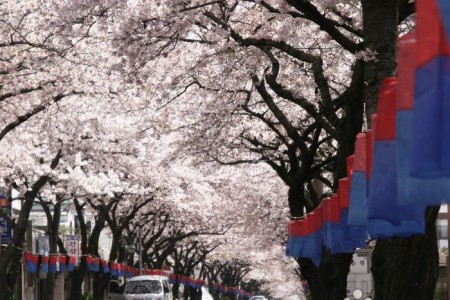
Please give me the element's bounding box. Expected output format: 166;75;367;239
38;235;50;276
65;235;79;266
38;235;49;256
0;197;12;244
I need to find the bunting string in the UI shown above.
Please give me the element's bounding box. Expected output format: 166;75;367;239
15;243;252;298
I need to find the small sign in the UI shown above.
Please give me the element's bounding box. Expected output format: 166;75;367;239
66;235;79;266
350;255;370;274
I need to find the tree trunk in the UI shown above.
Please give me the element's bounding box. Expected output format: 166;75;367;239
70;198;89;300
361;0;399;122
42;200;62;300
300;253;353;300
190;286;202;300
183;285;189;300
93;273;110;299
90;207;108;299
335;60;365;180
371;207;439;300
69;269;85;300
173;282;181;299
288;183;305;218
43;273;57;300
0;246;22;300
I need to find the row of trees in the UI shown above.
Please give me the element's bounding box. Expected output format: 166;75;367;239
38;194;224;299
1;0;441;299
11;191;270;300
0;2;291;299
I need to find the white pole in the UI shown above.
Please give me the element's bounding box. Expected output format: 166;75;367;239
138;226;143;276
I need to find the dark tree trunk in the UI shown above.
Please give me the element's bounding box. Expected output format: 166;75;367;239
43;273;57;300
15;270;22;300
371;207;440;300
90;207;109;299
183;284;189;300
93;273;110;299
0;247;23;300
361;0;399;122
189;287;202;300
335;60;365;180
288;183;305;218
173;282;181;299
300;253;353;300
70;198;89;300
42;200;62;300
69;269;85;300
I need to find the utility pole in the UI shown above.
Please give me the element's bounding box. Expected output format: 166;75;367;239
139;226;143;276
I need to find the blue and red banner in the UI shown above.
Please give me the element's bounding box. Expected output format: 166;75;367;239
86;255;94;272
49;255;57;273
348;133;368;227
59;255;67;272
110;262;119;277
102;260;109;273
68;256;75;272
92;257;100;272
24;252;38;273
367;78;426;238
40;255;49;273
411;0;450;178
397;32;450;206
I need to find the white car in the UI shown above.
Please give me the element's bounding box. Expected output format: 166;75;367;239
249;296;267;300
124;275;173;300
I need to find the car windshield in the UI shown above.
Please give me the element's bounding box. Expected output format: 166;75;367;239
124;280;162;294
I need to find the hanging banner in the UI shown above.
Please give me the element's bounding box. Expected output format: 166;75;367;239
0;197;12;244
38;235;49;256
65;235;79;266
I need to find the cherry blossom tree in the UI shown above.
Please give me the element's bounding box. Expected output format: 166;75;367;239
0;1;439;299
93;0;434;299
99;1;360;298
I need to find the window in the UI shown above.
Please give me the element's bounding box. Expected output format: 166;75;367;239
437;220;448;239
125;280;162;295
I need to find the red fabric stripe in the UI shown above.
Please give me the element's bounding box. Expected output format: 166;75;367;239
346;155;354;187
329;195;341;223
353;133;367;172
375;78;397;141
397;33;417;110
338;178;349;209
416;0;450;66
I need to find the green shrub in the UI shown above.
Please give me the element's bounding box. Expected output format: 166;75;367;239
434;287;447;300
82;292;93;300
